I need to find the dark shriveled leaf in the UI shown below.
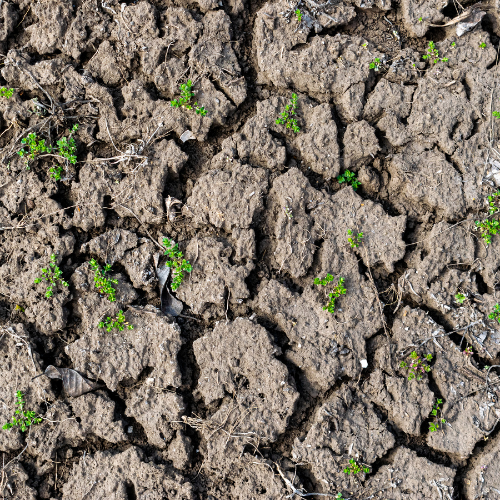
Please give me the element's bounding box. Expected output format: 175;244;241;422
42;366;103;397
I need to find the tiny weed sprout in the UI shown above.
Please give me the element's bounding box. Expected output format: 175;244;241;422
475;219;500;245
347;229;363;248
362;42;368;48
34;254;68;298
276;93;300;133
463;346;473;357
98;310;133;332
295;8;302;23
451;42;456;48
455;292;466;304
418;17;423;22
429;398;446;432
0;87;14;98
284;205;293;219
400;351;432;381
89;259;118;302
369;57;382;71
163;238;192;291
50;124;79;181
18;133;53;163
493;110;500;119
314;274;346;314
336;494;344;500
2;391;42;432
422;41;448;64
171;80;207;116
343;459;370;475
337;170;361;190
480;42;487;49
489;304;500;323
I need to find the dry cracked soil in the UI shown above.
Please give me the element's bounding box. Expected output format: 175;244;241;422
1;0;500;498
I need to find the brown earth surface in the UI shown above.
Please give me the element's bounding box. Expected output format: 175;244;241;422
1;0;500;498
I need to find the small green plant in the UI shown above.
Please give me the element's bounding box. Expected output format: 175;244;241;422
50;124;79;180
98;310;133;332
489;304;500;323
347;229;363;248
400;351;432;381
479;42;487;49
2;391;42;432
369;57;382;71
455;292;466;304
276;93;300;133
335;494;344;500
337;170;361;190
422;41;448;64
163;238;192;291
0;87;14;98
493;110;500;119
295;9;302;23
451;42;456;48
170;80;207;116
418;17;423;22
34;254;68;298
284;205;293;219
429;398;446;432
343;459;370;475
18;133;53;163
314;274;346;314
463;346;473;357
89;259;118;302
475;219;500;245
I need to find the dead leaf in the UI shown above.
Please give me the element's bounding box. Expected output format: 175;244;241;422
154;252;183;317
41;366;103;397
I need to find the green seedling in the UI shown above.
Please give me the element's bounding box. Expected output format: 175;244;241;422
170;80;207;116
369;57;382;71
276;93;300;133
428;398;446;432
418;17;423;22
489;303;500;323
2;391;42;432
314;274;346;314
163;238;192;291
34;254;68;298
335;494;344;500
451;42;456;48
343;459;370;475
347;229;363;248
337;170;361;190
422;41;448;64
455;292;466;304
50;124;79;180
493;110;500;119
295;9;302;23
475;219;500;245
0;87;14;99
400;351;432;381
89;259;118;302
479;42;487;49
284;205;293;219
98;310;133;332
463;346;473;357
18;132;53;163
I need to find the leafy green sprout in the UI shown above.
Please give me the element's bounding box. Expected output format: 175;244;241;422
50;124;79;181
0;87;14;99
347;229;363;248
337;170;361;190
400;351;432;381
2;391;42;432
98;310;133;332
451;42;456;48
475;191;500;245
463;346;473;357
295;9;302;23
335;494;344;500
455;293;466;304
18;133;53;164
34;254;68;298
314;274;346;314
170;80;207;116
428;398;446;432
343;459;370;475
284;205;293;219
369;57;382;71
276;93;300;133
488;303;500;324
422;41;448;64
493;103;500;120
480;42;487;49
163;238;192;291
418;17;423;22
89;259;118;302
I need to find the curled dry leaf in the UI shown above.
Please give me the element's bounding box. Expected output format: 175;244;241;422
39;365;103;397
